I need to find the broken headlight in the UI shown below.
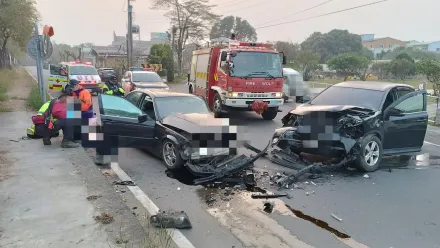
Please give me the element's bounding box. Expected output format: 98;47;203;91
183;143;192;156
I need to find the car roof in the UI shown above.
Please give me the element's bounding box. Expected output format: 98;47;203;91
333;81;415;91
283;68;301;75
133;89;196;98
131;71;159;74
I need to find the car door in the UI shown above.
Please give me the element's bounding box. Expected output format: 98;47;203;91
382;90;428;152
98;94;156;148
137;94;159;149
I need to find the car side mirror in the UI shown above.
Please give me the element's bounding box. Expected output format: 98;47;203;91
221;51;227;62
138;114;149;123
279;52;287;65
386;107;405;117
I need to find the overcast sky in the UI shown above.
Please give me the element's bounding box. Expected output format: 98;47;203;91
35;0;438;46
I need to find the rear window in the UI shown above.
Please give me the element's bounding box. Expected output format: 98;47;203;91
70;66;98;75
132;73;162;82
310;86;385;110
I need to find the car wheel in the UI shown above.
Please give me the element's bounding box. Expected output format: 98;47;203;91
161;139;184;170
355;134;383;172
262;108;278;120
189;85;193;94
213;93;223;118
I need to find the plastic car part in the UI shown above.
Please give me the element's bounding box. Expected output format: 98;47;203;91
150;211;192;229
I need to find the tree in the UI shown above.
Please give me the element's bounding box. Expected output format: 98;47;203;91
152;0;220;75
293;50;321;81
327;53;371;81
0;0;39;68
389;58;416;80
381;47;440;60
274;41;299;64
396;53;415;63
209;16;257;42
417;59;440;96
148;44;174;80
371;62;391;80
301;29;363;63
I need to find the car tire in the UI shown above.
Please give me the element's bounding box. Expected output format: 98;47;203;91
262;108;278;120
354;134;383;172
161;139;184;170
213;93;223;118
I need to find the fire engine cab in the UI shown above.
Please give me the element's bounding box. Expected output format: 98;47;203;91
188;38;286;120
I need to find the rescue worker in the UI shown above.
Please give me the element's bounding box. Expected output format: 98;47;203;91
70;79;93;118
41;93;79;148
103;75;125;96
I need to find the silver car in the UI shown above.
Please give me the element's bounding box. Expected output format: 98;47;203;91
282;68;311;103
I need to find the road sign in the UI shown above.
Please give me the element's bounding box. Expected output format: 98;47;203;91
149;64;162;71
41;35;53;59
26;36;38;60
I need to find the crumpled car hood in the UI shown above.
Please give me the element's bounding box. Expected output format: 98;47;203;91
289;104;373;115
161;113;231;134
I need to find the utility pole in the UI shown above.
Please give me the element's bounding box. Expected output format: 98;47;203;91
127;0;133;68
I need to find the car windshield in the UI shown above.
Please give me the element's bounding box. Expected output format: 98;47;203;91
310;86;384;110
70;66;98;75
155;96;210;119
230;52;282;78
132;73;162;82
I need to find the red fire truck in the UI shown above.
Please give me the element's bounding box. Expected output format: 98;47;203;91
187;40;286;120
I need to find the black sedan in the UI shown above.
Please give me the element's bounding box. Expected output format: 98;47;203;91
272;81;428;172
96;89;241;170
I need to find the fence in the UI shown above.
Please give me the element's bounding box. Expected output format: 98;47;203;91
1;52;20;68
305;81;439;123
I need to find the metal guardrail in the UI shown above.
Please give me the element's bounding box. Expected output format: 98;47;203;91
305;81;439;123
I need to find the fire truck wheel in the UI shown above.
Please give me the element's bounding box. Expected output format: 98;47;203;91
213;93;223;118
262;108;278;120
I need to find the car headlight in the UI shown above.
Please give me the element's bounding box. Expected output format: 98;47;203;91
183;144;192;156
272;137;279;144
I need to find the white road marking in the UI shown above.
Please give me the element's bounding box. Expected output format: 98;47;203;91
424;141;440;147
110;162;196;248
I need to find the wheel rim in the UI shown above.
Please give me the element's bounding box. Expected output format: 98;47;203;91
364;141;380;167
163;142;177;167
214;97;221;113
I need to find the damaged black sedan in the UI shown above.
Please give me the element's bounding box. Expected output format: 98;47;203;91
272;81;428;172
97;89;267;181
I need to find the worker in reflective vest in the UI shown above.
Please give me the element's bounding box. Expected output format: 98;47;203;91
70;79;93;118
103;75;125;96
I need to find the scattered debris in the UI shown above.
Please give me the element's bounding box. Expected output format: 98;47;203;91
150;211;192;229
132;207;137;210
363;174;370;179
94;213;114;224
86;195;102;201
113;180;136;186
306;191;315;196
116;238;129;244
251;193;287;199
331;213;343;222
177;187;181;191
310;181;316;186
263;201;274;213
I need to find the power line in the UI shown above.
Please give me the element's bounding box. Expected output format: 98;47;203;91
220;0;267;15
255;0;389;30
255;0;336;27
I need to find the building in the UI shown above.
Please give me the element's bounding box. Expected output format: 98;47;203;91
361;35;406;58
407;41;440;52
360;34;374;42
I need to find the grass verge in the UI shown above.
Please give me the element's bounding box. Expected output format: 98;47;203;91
172;75;187;84
25;86;43;111
0;69;19;112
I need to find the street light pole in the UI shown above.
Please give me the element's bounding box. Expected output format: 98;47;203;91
127;0;133;68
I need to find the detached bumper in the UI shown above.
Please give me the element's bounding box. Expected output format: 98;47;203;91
224;98;283;108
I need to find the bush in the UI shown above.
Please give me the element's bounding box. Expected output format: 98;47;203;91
158;69;167;77
26;86;44;111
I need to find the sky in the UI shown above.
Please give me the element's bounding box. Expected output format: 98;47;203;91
35;0;439;46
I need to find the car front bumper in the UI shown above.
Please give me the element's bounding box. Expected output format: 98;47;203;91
224;98;284;108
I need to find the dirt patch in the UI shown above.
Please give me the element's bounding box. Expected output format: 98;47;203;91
0;150;14;182
0;68;36;112
86;195;102;201
94;212;114;224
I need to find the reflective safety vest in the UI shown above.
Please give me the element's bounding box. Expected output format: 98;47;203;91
72;88;93;112
103;82;125;95
37;100;58;121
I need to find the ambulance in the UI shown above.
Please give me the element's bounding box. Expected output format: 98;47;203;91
48;61;103;94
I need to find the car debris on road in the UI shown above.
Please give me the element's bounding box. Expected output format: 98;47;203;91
150;211;192;229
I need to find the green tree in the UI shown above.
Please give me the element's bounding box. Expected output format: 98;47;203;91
210;16;257;42
371;62;391;80
0;0;39;68
301;29;363;63
396;53;415;63
149;44;174;81
274;41;299;65
152;0;220;75
327;53;371;81
417;59;440;95
381;47;440;60
389;58;416;80
293;50;321;81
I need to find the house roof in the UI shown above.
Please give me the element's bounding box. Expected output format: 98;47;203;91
362;37;403;43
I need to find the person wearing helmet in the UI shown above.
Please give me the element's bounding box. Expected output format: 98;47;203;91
69;79;93;119
103;75;125;96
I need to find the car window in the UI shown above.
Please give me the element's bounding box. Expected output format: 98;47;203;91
132;73;162;82
155;96;210;119
70;66;98;75
396;89;412;98
394;93;423;113
101;94;142;118
310;86;385;110
125;91;143;106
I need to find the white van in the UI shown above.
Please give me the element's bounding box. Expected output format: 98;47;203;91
282;68;311;103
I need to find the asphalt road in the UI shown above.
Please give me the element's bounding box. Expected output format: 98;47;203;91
26;66;440;248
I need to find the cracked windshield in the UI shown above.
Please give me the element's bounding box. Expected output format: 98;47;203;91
1;0;440;247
